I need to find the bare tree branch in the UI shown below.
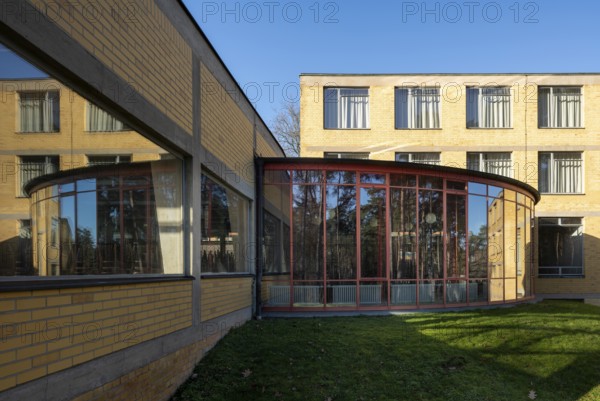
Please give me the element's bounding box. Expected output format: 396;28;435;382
270;102;300;157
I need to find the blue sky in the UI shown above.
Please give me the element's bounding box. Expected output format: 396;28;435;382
2;1;599;128
185;0;600;125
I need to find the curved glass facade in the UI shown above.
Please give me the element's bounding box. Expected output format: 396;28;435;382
26;160;183;276
261;159;538;310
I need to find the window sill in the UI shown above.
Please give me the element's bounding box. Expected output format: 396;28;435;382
17;131;60;134
539;192;585;196
86;130;131;133
538;126;585;129
0;275;194;292
466;127;513;130
537;275;585;279
395;128;442;131
324;128;371;131
201;273;255;279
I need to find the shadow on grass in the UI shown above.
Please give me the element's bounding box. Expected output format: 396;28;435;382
172;301;600;401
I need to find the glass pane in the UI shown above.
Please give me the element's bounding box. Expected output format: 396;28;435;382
59;195;76;275
468;182;487;195
418;190;443;279
538;153;550;193
97;189;121;274
446;280;467;304
490;279;504;302
391;280;416;305
360;188;386;278
469;279;489;302
391;188;417;279
293;170;322;184
201;175;249;273
446;194;466;278
326;171;356;184
327;281;357;306
419;280;444;304
504;200;517;281
359;281;387;306
390;174;416;187
539;220;583;268
447;181;466;191
292;184;323;280
293;282;323;306
360;173;385;184
264;211;281;274
468;195;488;278
419;176;443;189
488;196;504;280
77;191;97;273
326;184;357;279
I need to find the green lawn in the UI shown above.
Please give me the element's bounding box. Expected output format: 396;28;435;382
172;301;600;401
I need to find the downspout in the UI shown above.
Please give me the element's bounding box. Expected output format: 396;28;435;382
255;157;264;319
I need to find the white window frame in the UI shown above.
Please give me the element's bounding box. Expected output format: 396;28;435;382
466;86;512;129
538;86;583;128
395;87;441;129
538;217;584;277
395;152;441;165
538;152;584;194
466;152;513;178
324;87;370;130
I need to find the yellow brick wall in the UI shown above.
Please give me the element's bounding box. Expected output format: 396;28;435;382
29;0;194;134
200;277;253;322
200;64;255;176
0;280;192;391
300;74;600;296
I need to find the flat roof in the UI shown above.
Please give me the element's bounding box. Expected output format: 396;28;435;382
301;73;600;76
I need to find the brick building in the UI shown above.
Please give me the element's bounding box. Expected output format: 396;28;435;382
299;73;600;302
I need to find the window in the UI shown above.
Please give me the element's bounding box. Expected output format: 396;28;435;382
395;152;441;165
19;91;60;132
395;87;441;129
86;102;128;132
538;217;583;276
538;152;583;194
467;152;513;177
88;155;132;166
538;87;582;128
324;152;369;160
324;88;369;129
18;156;58;196
466;87;511;128
201;174;249;273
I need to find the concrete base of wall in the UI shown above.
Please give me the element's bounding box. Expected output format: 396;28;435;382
585;299;600;307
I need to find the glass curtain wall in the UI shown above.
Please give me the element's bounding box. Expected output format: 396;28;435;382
263;163;537;310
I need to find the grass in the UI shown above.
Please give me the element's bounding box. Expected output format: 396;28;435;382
171;301;600;401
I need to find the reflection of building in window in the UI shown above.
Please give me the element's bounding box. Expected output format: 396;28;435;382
201;174;249;273
18;155;58;196
88;155;132;166
86;102;128;132
538;217;583;276
19;91;60;132
27;161;182;276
